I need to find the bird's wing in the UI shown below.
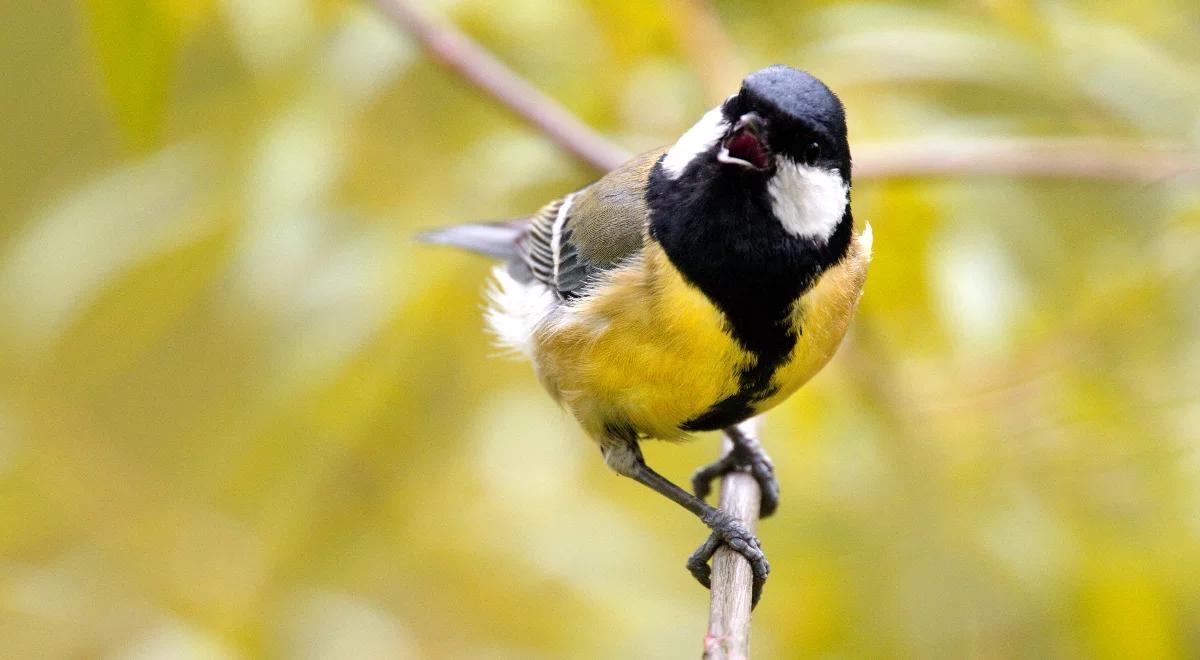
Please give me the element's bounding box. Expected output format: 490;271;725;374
516;148;666;297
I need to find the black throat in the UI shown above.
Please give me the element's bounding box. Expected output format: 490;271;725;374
647;157;853;431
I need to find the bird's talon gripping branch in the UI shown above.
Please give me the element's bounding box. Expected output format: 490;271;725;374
690;510;770;607
689;567;711;588
693;426;781;518
691;453;739;501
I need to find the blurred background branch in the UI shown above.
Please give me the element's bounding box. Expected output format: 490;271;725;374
369;0;630;171
855;137;1200;182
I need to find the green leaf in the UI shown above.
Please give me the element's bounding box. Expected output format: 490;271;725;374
79;0;177;150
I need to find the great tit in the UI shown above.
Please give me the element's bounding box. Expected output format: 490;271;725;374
422;65;871;605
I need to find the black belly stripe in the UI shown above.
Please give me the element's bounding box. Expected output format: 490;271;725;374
680;322;797;432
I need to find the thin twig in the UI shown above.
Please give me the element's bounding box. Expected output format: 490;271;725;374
854;137;1200;183
703;417;763;660
369;0;630;172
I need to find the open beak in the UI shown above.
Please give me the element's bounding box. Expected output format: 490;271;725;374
718;112;771;171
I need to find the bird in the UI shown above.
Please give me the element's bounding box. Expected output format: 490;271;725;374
421;65;871;606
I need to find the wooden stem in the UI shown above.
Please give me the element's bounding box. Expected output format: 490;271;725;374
703;417;763;660
368;0;630;173
853;136;1200;183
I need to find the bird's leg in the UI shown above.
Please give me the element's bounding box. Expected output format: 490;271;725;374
602;441;770;606
692;424;780;518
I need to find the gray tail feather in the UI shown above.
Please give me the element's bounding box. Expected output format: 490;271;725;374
416;220;528;260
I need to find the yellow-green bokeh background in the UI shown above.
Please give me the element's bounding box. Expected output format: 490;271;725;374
3;0;1200;657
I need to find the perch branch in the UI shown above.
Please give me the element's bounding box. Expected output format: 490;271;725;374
703;417;763;660
368;0;630;172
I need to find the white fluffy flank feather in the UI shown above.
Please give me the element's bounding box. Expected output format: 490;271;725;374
661;105;729;179
485;265;557;358
768;159;849;241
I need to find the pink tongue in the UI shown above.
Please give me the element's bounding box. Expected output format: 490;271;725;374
726;132;769;169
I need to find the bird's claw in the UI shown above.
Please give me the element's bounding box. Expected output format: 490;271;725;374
687;509;770;607
691;442;780;518
691;454;737;501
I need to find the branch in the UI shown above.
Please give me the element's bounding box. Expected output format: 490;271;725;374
703;417;763;660
368;0;630;172
854;137;1200;183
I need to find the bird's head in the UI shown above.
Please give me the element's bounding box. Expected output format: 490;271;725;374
657;65;851;244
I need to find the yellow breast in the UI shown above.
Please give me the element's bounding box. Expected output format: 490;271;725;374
530;226;872;442
756;224;873;412
532;242;747;440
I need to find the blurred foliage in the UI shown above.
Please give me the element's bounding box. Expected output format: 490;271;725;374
1;0;1199;657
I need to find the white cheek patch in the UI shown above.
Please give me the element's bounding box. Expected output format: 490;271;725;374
661;105;729;179
767;159;849;241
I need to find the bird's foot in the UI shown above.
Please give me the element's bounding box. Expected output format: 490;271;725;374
691;437;779;518
687;509;770;607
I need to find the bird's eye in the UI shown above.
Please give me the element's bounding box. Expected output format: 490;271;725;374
803;142;822;165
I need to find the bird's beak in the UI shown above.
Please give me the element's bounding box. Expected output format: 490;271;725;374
718;112;771;171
